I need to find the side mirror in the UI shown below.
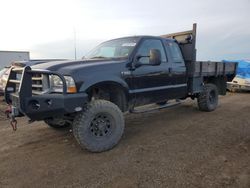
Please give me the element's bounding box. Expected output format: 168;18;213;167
149;49;161;66
134;49;162;68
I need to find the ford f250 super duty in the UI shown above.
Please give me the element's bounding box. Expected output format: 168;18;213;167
5;24;237;152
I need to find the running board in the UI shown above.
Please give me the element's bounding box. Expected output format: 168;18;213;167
130;100;182;114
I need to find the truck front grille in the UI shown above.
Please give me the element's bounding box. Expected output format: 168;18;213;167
31;73;49;95
7;67;53;98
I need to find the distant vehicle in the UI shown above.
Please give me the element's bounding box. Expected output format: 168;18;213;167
226;60;250;92
5;24;237;152
0;59;65;95
0;67;10;95
227;77;250;92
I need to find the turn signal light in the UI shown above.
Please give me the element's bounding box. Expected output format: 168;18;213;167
67;86;77;93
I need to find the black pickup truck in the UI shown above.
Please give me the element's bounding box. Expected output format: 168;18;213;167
5;24;237;152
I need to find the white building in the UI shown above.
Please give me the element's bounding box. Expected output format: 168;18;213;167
0;51;30;69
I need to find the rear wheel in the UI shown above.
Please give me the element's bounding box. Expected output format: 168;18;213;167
197;83;218;112
73;100;124;152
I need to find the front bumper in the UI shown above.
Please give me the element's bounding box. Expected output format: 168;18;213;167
5;66;88;120
10;92;88;120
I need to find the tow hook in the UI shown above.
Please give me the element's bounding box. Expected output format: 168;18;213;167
5;105;18;131
10;116;17;131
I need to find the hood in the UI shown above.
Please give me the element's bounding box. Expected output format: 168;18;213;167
30;59;126;74
12;59;67;68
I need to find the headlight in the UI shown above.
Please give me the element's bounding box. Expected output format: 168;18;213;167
50;75;77;93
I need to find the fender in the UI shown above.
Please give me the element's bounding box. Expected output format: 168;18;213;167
79;75;130;94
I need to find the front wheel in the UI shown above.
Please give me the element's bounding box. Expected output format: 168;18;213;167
197;83;219;112
73;100;125;152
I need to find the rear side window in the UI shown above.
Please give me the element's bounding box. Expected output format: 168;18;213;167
136;39;167;64
167;42;184;63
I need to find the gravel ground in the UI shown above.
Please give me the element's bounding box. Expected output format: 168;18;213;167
0;92;249;188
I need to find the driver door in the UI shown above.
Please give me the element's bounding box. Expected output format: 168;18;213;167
130;38;172;106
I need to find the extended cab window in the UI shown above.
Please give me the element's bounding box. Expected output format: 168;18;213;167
167;42;184;63
136;39;167;64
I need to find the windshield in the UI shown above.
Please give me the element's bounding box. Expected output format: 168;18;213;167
85;37;139;59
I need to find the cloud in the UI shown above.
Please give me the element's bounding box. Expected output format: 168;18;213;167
1;0;249;60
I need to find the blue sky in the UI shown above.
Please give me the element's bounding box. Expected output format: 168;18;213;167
0;0;249;61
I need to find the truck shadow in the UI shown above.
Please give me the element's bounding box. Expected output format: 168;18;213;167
122;101;199;143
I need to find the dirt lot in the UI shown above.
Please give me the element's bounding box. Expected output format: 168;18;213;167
0;93;249;188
